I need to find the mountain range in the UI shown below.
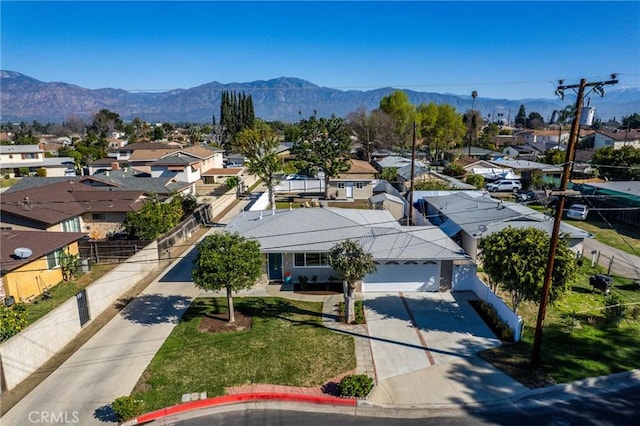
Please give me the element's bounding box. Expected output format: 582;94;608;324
1;70;638;124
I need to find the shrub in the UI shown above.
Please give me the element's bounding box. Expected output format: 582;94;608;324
0;303;29;342
36;168;47;177
339;374;373;398
472;300;514;341
111;395;144;422
603;294;626;326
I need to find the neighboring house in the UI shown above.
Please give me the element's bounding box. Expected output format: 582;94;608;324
516;129;569;145
373;155;427;172
593;129;640;150
578;181;640;226
1;229;86;303
489;158;562;187
369;180;407;221
413;191;592;261
150;155;201;184
327;159;378;200
1;179;145;237
455;159;518;181
228;207;470;292
445;147;504;162
0;145;75;177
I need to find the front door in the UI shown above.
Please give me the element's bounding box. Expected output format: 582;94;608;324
268;253;283;280
346;183;354;199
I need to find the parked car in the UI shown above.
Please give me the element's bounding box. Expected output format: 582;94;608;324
285;174;307;180
486;179;522;193
516;189;558;207
566;204;589;220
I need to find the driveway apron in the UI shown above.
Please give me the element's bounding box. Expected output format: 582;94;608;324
365;292;528;407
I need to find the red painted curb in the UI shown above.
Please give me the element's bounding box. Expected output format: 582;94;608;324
123;393;356;425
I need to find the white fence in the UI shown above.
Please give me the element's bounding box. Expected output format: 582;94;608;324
275;179;324;193
0;242;160;392
452;263;523;342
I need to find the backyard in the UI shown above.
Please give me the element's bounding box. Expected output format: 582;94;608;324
481;262;640;387
131;297;355;411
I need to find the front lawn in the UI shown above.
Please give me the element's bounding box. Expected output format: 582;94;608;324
481;263;640;387
567;218;640;256
132;297;355;411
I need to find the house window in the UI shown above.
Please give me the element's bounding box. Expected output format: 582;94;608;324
92;213;107;221
337;182;345;189
356;182;364;189
21;153;38;159
47;248;64;269
385;261;399;265
294;253;329;267
61;217;81;232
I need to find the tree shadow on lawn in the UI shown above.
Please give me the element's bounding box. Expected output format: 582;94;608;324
118;293;192;326
182;297;327;327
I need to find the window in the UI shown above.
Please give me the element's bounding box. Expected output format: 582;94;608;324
294;253;329;267
47;248;64;269
61;217;81;232
92;213;106;221
356;182;364;189
337;182;345;189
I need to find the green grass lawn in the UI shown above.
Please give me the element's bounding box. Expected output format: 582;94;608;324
567;218;640;256
23;264;116;325
0;178;18;188
481;263;640;387
133;297;355;411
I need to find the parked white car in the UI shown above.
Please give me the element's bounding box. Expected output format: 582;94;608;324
567;204;589;220
486;179;522;193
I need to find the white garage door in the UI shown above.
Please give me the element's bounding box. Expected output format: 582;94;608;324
362;263;439;292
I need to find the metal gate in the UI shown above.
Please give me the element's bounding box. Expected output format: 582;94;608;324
76;289;90;326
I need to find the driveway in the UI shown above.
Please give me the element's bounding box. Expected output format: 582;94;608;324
364;292;528;407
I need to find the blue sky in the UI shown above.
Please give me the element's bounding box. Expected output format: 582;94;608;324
2;1;639;99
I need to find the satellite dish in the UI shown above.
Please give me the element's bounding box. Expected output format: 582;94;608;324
478;225;487;233
14;247;33;259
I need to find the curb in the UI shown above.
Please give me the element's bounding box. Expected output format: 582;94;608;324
120;393;356;425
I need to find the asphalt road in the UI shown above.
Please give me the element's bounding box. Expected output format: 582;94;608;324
172;385;640;426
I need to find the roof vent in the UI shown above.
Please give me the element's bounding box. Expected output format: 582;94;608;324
14;247;33;259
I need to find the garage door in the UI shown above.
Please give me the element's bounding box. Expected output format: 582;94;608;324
362;263;439;292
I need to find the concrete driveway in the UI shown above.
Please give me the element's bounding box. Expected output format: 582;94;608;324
363;292;528;407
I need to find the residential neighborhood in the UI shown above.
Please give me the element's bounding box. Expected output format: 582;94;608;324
1;2;639;422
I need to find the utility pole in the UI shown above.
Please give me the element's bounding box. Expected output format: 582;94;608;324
468;90;478;157
531;75;618;369
407;121;417;226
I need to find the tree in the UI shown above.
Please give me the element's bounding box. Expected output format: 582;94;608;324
526;111;545;129
379;90;416;151
463;109;483;151
479;227;578;314
478;122;500;150
236;123;282;206
123;196;183;240
514;104;527;128
621;113;640;129
592;146;640;180
465;174;484;189
292;115;351;199
417;103;466;162
192;232;262;323
380;167;398;183
413;180;455;190
328;240;376;324
543;148;565;165
346;107;395;162
226;175;241;197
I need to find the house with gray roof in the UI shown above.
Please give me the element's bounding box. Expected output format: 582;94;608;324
578;181;640;226
227;207;470;292
414;191;592;261
0;144;75;178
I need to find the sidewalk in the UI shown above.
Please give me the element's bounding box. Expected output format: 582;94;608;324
1;198;254;426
